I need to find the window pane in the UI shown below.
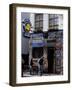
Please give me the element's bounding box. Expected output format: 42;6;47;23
39;15;43;20
35;15;39;21
40;21;43;27
35;22;39;27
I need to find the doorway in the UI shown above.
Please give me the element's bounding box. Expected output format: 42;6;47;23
47;47;55;74
32;47;43;58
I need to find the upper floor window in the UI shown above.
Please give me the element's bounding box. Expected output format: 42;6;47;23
35;14;43;31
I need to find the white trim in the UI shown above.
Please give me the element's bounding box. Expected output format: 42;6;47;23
30;13;35;31
43;14;48;31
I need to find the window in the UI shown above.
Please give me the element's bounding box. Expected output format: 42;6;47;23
48;14;63;29
35;14;43;31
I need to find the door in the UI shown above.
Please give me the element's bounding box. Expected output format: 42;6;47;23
47;47;54;74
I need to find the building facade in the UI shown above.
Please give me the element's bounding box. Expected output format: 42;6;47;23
21;13;63;76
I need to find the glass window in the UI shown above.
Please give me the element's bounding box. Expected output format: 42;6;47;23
35;14;43;31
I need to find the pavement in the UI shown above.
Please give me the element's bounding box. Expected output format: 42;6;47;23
22;71;59;77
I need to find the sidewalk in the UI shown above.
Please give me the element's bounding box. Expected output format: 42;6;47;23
22;71;59;77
